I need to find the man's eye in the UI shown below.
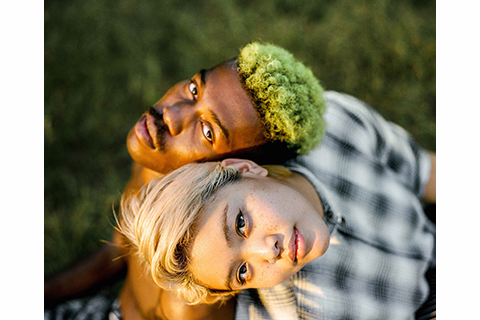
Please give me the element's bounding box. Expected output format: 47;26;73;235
188;81;198;99
238;263;248;285
201;122;213;142
235;211;246;237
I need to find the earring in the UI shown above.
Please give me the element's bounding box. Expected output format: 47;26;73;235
269;257;277;264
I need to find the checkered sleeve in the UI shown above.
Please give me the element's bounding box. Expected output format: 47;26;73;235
323;92;432;199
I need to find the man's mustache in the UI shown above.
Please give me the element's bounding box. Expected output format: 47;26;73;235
148;107;168;152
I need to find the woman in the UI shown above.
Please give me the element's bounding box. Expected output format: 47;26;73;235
117;92;436;319
118;154;435;319
118;159;331;304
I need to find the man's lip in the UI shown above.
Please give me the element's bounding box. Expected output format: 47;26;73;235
288;227;306;263
134;115;155;149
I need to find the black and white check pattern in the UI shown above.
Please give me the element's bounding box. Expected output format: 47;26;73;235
235;91;435;320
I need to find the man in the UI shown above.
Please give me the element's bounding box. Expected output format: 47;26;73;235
45;42;329;319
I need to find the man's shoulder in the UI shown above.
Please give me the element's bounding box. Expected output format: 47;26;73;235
285;92;387;171
323;91;377;122
322;91;381;146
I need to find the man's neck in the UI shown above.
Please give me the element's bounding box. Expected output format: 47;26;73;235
141;166;164;185
124;162;164;195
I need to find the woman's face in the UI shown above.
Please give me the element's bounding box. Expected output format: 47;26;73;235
189;175;330;291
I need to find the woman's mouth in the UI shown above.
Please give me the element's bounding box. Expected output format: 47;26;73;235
289;227;306;263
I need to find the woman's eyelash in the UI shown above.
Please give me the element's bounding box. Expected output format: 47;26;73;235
235;211;248;285
235;210;246;237
237;263;248;285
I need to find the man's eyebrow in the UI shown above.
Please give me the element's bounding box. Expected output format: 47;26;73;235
200;69;208;86
210;110;230;142
222;203;235;291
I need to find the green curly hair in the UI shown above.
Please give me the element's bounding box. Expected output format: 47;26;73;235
237;42;326;154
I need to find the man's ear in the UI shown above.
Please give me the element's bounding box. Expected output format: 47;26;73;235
221;159;268;177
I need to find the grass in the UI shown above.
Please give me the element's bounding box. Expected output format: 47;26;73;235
44;0;435;289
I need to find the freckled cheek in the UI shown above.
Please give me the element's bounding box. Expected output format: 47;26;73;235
256;212;280;233
251;203;283;231
255;265;292;288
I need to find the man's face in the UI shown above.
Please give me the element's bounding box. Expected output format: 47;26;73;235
127;61;267;174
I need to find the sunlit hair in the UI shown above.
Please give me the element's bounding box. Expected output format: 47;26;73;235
237;42;327;155
117;162;290;305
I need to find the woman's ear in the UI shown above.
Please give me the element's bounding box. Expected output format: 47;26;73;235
221;159;268;177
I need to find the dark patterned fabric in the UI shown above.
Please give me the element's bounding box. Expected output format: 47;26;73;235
44;294;122;320
235;91;435;320
415;267;436;319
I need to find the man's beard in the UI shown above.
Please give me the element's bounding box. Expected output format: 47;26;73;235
148;107;168;153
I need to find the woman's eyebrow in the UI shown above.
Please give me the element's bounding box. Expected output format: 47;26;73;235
222;203;232;248
225;264;235;291
222;203;235;290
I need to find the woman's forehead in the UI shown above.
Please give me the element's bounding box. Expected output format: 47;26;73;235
190;199;233;290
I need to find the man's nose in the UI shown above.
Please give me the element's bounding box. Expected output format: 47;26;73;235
162;103;196;136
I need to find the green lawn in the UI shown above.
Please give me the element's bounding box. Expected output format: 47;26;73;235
44;0;435;292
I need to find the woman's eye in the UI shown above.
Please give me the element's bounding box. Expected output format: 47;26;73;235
188;81;198;99
235;211;246;237
201;122;213;142
238;263;248;285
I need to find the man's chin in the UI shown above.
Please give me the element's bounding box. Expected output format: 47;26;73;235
127;136;162;171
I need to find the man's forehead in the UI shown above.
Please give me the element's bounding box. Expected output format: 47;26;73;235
205;59;238;77
199;68;209;86
201;61;266;150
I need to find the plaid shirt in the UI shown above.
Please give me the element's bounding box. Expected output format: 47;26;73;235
234;91;435;320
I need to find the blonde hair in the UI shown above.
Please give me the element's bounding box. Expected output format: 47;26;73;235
117;162;290;304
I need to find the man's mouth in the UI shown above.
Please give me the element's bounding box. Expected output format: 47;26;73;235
134;115;154;149
134;108;169;151
148;107;168;152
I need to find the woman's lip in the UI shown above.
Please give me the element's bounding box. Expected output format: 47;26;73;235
134;115;155;149
295;228;306;261
288;227;306;263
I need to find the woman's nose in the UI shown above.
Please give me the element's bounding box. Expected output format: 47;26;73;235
162;103;196;136
248;235;280;263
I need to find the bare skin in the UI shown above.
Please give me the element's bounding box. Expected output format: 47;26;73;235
424;152;436;203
